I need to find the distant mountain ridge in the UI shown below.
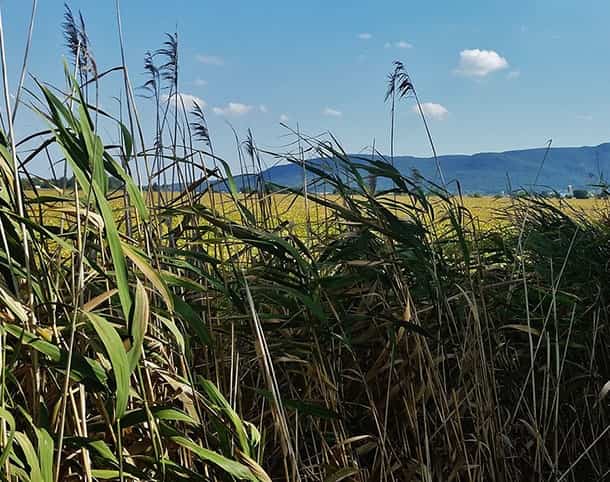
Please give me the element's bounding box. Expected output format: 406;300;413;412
153;142;610;194
228;142;610;194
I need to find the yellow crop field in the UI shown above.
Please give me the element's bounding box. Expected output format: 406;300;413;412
27;190;606;233
449;196;607;226
220;193;607;230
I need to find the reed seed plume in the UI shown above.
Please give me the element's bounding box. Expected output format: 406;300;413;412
62;3;97;77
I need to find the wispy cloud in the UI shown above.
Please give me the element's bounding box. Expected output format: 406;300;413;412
357;32;373;40
414;102;449;120
161;93;205;110
507;69;520;80
194;78;208;87
323;107;342;117
385;40;413;49
212;102;253;116
455;49;509;77
280;113;289;122
259;104;268;113
576;114;593;121
395;40;413;49
196;54;224;65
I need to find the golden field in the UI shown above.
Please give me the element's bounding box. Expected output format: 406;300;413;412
211;193;608;229
27;190;608;232
447;195;607;226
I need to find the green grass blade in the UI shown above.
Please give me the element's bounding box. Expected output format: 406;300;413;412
14;432;42;482
86;312;131;420
170;436;259;481
35;428;54;482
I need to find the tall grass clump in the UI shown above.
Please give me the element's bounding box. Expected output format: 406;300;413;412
0;4;607;481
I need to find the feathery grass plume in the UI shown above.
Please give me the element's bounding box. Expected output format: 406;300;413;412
62;4;80;63
140;50;164;186
62;3;97;78
190;100;210;145
140;51;160;100
386;59;446;187
384;61;411;168
155;32;178;86
385;60;414;101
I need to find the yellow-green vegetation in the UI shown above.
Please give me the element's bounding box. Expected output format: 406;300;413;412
0;8;608;482
459;195;606;224
253;194;607;229
27;190;606;230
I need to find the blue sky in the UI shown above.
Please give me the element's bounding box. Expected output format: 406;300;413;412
3;0;610;173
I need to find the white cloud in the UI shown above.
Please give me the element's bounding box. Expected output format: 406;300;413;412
212;102;253;116
323;107;342;117
455;49;509;77
385;40;413;49
413;102;449;120
280;114;289;122
358;32;372;40
194;78;208;87
196;54;224;65
259;104;268;113
507;70;521;79
395;40;413;49
162;93;205;110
